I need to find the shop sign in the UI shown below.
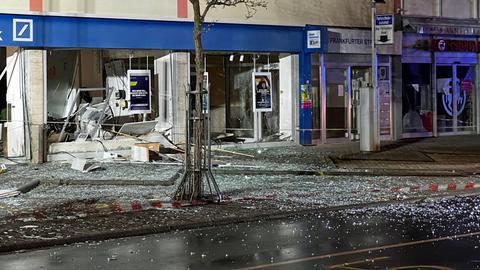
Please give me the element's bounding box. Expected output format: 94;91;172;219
417;25;480;36
0;13;304;52
328;28;372;54
432;39;478;53
307;30;322;49
252;72;273;112
13;18;34;42
128;70;151;114
0;16;40;46
375;14;394;45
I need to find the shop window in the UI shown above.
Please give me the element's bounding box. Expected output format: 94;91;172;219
437;65;475;133
402;63;433;134
46;49;173;144
226;54;280;140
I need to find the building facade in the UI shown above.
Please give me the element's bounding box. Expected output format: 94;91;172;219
397;0;480;140
0;0;394;163
1;0;478;163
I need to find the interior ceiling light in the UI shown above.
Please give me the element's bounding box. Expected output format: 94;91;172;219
239;55;244;62
229;54;235;62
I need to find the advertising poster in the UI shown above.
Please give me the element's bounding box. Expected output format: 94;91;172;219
128;70;151;114
202;72;209;113
252;72;273;112
301;84;312;109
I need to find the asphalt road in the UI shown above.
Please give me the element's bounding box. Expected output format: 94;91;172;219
2;196;480;270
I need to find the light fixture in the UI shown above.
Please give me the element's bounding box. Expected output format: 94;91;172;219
229;54;235;62
239;54;244;62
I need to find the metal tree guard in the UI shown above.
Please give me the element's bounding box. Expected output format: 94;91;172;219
173;78;223;202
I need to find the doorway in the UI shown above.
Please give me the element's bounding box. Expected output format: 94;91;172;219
323;65;391;143
436;64;475;134
325;68;349;140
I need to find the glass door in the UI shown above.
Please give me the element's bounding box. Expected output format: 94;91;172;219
326;68;349;140
456;65;475;132
437;65;475;134
351;67;370;140
436;65;454;133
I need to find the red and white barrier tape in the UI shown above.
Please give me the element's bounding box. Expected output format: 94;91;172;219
387;182;478;193
106;199;183;213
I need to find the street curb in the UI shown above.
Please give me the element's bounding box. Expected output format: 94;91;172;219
1;189;480;254
40;170;182;186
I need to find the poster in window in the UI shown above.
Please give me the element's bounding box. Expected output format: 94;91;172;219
252;72;273;112
202;72;209;113
128;70;151;114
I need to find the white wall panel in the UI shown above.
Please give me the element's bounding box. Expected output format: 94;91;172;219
442;0;472;18
403;0;436;16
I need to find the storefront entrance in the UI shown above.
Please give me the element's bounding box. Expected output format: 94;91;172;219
322;65;390;143
436;64;476;134
325;67;371;141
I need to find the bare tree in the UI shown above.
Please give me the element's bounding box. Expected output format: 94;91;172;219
174;0;267;202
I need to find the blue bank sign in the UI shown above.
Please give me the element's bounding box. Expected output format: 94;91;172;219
0;13;310;53
13;18;34;42
0;15;39;46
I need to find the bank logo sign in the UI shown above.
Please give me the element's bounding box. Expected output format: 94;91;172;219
13;18;34;42
438;78;468;117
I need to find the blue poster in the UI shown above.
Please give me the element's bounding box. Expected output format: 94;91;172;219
128;70;151;114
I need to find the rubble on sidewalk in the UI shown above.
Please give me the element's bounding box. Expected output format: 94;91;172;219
0;189;19;199
0;180;39;199
71;158;102;172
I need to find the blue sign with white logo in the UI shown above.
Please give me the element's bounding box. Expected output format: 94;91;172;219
0;15;42;46
0;13;308;52
13;18;33;42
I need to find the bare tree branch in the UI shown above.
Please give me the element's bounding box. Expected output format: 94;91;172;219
202;0;267;20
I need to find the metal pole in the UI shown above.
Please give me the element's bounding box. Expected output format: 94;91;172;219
362;0;381;152
371;0;380;151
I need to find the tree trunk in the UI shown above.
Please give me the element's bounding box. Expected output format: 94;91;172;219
191;0;204;199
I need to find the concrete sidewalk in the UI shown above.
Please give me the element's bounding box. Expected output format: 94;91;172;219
221;135;480;175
